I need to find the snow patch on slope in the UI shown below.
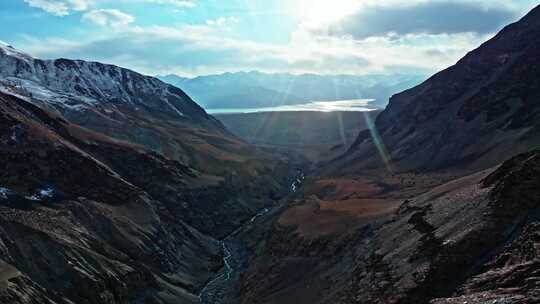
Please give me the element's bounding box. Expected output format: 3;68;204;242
27;187;55;201
0;187;10;200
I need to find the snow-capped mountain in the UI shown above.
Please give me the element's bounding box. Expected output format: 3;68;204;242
0;43;277;179
0;43;212;123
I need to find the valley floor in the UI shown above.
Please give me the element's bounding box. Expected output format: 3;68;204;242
215;111;381;164
196;164;481;303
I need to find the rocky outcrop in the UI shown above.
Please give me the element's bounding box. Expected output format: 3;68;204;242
432;222;540;303
432;151;540;304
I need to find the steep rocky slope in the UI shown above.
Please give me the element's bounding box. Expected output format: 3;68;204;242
240;151;540;304
0;42;215;126
0;92;221;303
0;44;291;238
432;151;540;303
335;4;540;173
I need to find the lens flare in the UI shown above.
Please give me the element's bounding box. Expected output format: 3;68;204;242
363;112;393;173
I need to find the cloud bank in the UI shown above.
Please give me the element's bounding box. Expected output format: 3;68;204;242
321;1;518;39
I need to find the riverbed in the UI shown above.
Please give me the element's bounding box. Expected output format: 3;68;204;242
198;171;305;304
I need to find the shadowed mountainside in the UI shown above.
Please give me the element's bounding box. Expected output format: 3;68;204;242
0;44;293;238
334;5;540;173
0;92;221;303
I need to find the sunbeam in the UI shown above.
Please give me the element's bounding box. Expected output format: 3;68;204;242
363;111;393;173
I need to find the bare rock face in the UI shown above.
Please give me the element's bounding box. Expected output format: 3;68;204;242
336;5;540;173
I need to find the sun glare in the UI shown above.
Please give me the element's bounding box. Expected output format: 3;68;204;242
298;0;360;27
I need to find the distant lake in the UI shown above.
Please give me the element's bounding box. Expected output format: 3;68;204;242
206;99;377;114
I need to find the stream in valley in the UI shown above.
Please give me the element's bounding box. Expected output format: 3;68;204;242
198;170;305;304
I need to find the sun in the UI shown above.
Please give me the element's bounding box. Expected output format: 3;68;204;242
297;0;360;27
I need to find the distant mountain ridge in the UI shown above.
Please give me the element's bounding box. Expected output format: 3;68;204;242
159;71;427;109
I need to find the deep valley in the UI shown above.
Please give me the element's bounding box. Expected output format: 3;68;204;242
2;3;540;304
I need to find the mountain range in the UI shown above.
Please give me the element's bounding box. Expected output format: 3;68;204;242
2;4;540;304
158;72;427;109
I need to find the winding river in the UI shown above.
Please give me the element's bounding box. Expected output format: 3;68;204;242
198;170;305;304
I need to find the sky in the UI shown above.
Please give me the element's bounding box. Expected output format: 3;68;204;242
0;0;537;77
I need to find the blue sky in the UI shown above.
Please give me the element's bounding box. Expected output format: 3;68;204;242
0;0;537;76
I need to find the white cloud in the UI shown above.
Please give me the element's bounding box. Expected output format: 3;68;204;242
23;0;93;16
22;0;196;16
206;17;226;26
142;0;196;8
206;17;240;27
82;9;135;28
